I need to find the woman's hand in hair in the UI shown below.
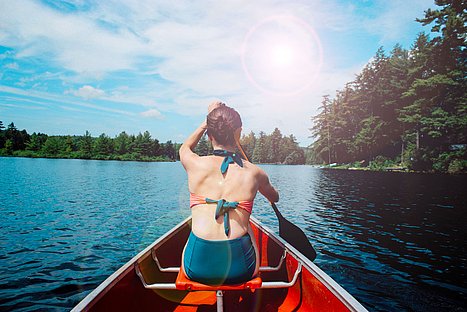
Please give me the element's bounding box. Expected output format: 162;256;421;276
208;101;225;114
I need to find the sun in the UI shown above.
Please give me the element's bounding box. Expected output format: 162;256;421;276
270;44;295;67
241;15;323;96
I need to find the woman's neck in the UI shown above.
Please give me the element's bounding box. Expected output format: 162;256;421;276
211;143;236;153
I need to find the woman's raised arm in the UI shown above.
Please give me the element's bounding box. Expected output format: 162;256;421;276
179;121;207;169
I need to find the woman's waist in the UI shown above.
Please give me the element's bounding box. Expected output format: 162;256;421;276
191;212;250;240
188;231;251;244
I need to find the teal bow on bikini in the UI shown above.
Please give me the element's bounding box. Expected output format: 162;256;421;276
205;198;239;236
212;149;243;174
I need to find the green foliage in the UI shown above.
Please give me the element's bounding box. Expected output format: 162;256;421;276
251;132;267;163
242;129;305;164
194;134;212;156
369;156;398;171
448;159;467;174
95;133;114;155
309;0;466;173
42;136;65;156
0;122;30;151
79;131;93;158
240;131;256;160
0;124;180;162
162;140;178;161
0;119;302;164
431;149;467;173
0;120;5;149
4;139;14;155
26;133;48;151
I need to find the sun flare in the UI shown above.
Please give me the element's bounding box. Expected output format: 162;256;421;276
270;44;295;67
241;15;323;96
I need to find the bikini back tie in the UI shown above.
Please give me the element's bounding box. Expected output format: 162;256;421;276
205;198;239;236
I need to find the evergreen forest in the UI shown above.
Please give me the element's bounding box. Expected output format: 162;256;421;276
310;0;466;173
0;122;179;162
0;122;306;165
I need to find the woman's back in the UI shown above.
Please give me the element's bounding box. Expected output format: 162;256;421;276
187;154;261;240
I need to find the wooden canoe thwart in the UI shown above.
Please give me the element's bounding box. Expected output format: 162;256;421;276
72;217;368;311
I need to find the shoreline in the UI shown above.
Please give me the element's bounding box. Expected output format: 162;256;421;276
316;164;466;175
0;153;176;163
3;155;465;175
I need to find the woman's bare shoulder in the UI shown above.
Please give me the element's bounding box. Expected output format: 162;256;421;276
186;155;219;172
242;161;265;176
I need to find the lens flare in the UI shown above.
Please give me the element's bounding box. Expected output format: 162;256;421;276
241;15;323;96
270;44;294;67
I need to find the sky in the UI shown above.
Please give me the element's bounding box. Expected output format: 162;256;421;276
0;0;436;146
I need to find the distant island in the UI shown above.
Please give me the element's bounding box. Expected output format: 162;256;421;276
0;124;178;162
0;122;306;165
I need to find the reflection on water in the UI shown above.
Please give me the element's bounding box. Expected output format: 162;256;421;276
0;158;465;311
255;167;466;311
0;158;190;311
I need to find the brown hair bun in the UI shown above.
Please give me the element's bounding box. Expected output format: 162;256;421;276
206;104;242;146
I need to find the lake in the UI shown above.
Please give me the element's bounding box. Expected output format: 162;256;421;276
0;157;465;311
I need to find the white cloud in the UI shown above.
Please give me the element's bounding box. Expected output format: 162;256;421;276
4;62;19;70
360;0;435;45
0;85;134;116
0;0;143;75
140;108;163;119
70;85;105;99
0;0;435;144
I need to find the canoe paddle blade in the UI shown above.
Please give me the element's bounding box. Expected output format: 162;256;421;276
271;202;317;261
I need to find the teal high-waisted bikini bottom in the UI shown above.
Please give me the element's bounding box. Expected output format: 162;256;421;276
183;231;256;285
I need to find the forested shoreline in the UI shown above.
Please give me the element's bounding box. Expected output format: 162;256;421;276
0;122;306;165
310;1;466;174
0;122;180;162
1;2;465;173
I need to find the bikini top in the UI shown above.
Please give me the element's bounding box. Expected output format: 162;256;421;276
189;149;254;236
190;193;254;236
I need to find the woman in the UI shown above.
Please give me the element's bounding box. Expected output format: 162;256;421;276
179;101;279;285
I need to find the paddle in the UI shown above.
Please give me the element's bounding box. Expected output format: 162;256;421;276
235;139;317;261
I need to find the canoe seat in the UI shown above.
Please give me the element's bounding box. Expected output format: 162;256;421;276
174;269;262;311
137;249;300;291
175;268;262;291
136;249;301;312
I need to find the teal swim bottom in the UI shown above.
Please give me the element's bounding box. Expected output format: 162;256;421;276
183;231;256;285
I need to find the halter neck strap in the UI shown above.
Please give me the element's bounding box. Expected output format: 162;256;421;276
212;149;243;174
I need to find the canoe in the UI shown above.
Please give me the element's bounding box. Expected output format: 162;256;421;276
72;216;368;311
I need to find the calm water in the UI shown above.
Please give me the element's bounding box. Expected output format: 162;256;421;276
0;157;465;311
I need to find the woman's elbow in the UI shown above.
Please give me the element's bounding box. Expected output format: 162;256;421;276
265;187;279;203
271;190;279;203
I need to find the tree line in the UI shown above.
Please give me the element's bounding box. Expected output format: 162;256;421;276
194;128;306;164
0;121;306;164
0;121;179;161
310;0;466;173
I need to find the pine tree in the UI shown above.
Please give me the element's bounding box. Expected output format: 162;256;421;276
194;134;211;156
79;131;93;159
269;128;283;163
95;133;114;156
252;132;267;163
115;131;130;155
0;121;6;149
240;131;256;160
